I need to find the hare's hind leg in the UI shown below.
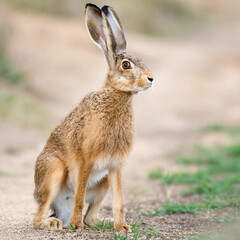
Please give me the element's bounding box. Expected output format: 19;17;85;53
84;176;109;226
34;156;65;230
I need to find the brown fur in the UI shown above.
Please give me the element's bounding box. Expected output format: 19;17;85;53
33;4;153;232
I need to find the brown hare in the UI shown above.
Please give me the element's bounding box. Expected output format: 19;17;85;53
33;3;153;232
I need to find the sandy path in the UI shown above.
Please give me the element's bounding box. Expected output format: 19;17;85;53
1;8;240;239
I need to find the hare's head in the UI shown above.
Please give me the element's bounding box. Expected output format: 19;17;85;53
85;4;153;92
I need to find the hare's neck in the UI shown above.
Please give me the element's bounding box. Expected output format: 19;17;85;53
101;87;133;112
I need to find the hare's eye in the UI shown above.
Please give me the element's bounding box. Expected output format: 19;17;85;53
122;61;131;69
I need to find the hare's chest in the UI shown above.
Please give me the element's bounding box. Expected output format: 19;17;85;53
102;118;134;152
83;110;134;156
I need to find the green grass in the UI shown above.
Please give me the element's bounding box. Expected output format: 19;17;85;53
113;232;128;240
67;223;76;232
183;177;240;197
149;145;240;198
88;221;161;239
0;87;48;128
201;123;240;136
147;125;240;218
142;226;163;238
224;144;240;156
149;170;210;184
87;219;113;232
142;202;201;216
131;222;141;240
176;149;221;165
176;144;240;166
0;171;8;177
0;49;24;85
0;43;48;129
113;222;162;240
142;199;240;217
85;220;162;240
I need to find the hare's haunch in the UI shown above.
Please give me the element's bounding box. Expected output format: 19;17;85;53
33;3;153;232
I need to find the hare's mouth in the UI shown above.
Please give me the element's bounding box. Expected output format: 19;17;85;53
145;85;152;90
145;81;153;90
135;85;152;92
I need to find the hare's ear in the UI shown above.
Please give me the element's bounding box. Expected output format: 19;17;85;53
85;4;112;68
102;6;127;55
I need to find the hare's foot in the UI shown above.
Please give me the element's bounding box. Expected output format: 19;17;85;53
69;220;83;231
114;222;131;232
34;217;63;231
84;217;114;227
84;216;101;226
69;213;83;231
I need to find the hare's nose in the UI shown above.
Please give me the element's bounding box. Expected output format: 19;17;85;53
147;77;154;82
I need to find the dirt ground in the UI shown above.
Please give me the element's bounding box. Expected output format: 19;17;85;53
1;6;240;240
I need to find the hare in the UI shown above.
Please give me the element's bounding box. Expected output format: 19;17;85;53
33;3;153;232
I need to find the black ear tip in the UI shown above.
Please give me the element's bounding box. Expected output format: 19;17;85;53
85;3;99;10
101;5;111;16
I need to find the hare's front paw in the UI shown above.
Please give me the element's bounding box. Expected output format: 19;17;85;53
114;222;131;232
69;222;83;231
69;218;83;231
34;217;63;231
